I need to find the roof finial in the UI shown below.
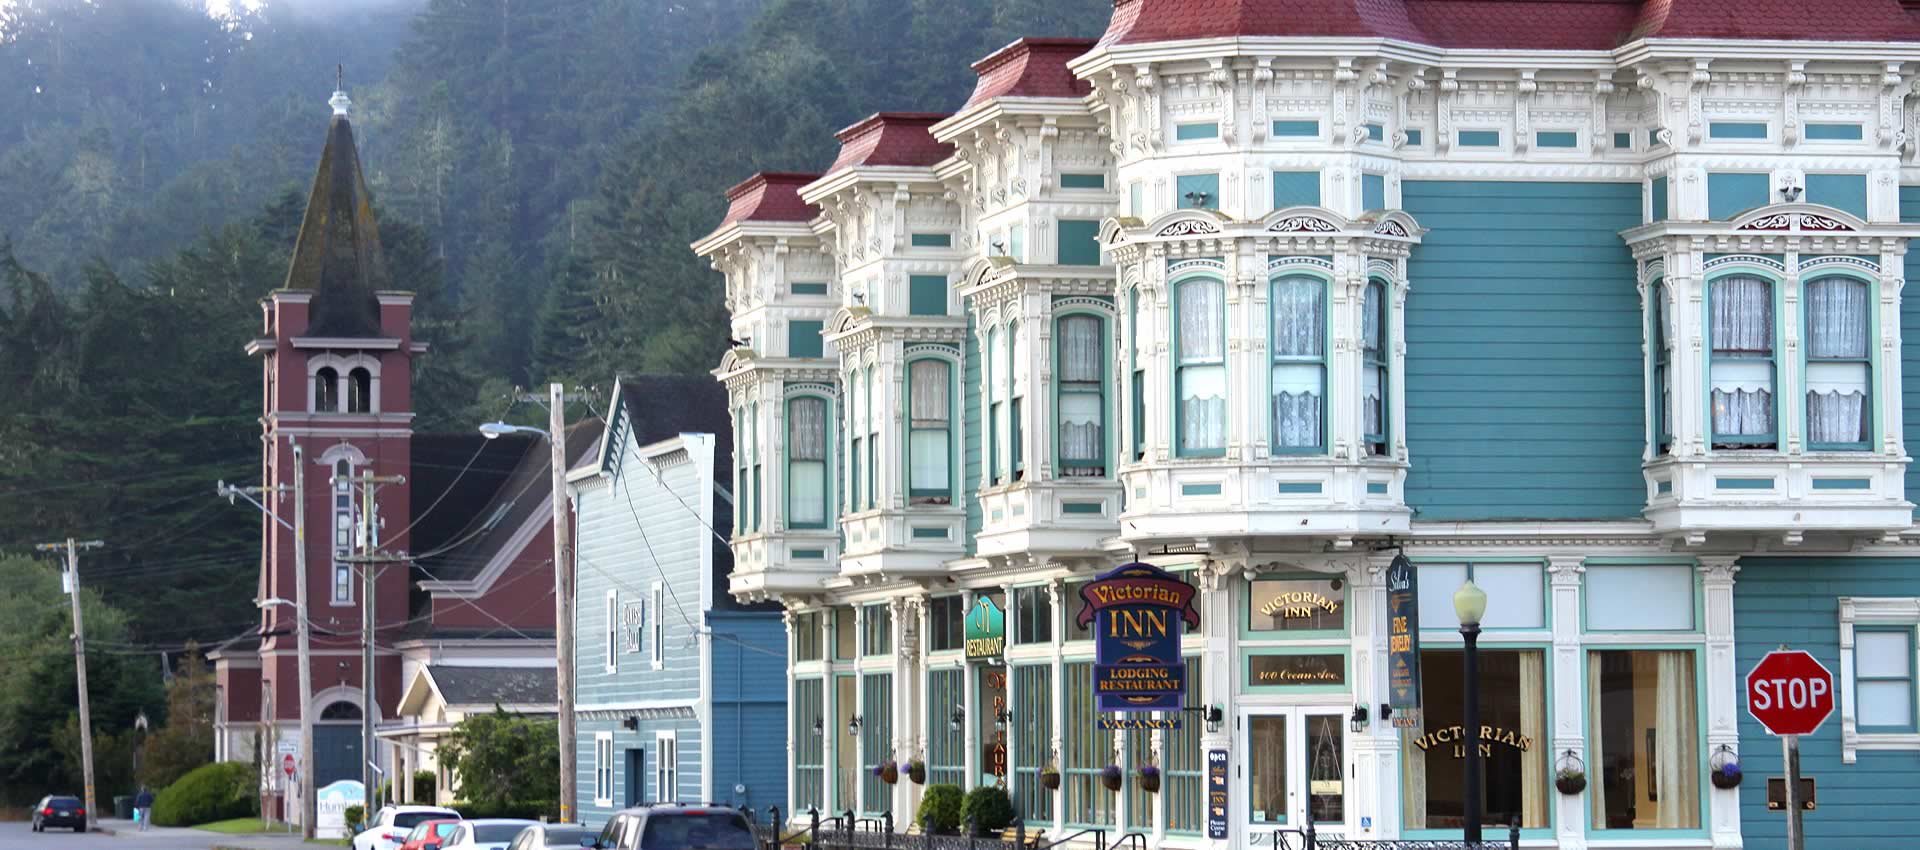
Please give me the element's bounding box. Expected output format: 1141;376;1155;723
329;65;351;118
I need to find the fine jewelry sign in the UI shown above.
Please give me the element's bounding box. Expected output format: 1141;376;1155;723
1385;554;1422;726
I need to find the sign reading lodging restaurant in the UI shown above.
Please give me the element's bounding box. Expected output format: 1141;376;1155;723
698;2;1920;848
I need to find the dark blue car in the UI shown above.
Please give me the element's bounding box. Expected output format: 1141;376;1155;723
31;795;85;833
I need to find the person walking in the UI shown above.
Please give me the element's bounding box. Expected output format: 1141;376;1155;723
133;786;154;831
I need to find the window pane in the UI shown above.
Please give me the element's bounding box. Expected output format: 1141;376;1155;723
1059;316;1103;382
911;361;950;422
1712;276;1773;354
860;674;893;813
1063;662;1113;826
1178;280;1224;362
1807;278;1869;358
1271;364;1322;449
790;398;826;460
1064;581;1092;641
1711;361;1774;437
1416;565;1469;631
1807;361;1868;444
1061;391;1103;464
1014;665;1055;823
1401;650;1549;830
1249;578;1344;632
929;597;963;652
1271;277;1323;357
1586;566;1693;631
1015;587;1052;645
790;461;826;526
1180;365;1226;452
1471;564;1544;630
863;605;892;655
1249;715;1288;824
1305;714;1345;824
1858;681;1913;728
1588;650;1699;830
834;608;857;659
910;431;950;491
927;668;965;787
1858;631;1912;677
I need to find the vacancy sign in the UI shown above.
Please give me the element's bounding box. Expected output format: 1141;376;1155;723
1746;650;1836;736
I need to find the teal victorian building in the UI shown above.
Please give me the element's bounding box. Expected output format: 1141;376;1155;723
692;2;1920;849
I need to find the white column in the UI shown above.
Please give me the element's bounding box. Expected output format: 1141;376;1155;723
1699;556;1742;850
892;597;915;820
784;609;798;819
1198;560;1235;850
1546;556;1587;850
1049;580;1067;825
963;590;978;788
1348;554;1395;838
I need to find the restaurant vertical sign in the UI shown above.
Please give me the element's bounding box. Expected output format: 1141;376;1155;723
1385;554;1421;727
1077;563;1200;712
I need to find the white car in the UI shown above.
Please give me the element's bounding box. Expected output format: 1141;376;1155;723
441;819;541;850
351;805;463;850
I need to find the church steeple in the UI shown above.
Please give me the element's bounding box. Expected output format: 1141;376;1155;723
285;84;388;338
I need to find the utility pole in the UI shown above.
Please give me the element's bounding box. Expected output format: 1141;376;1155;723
37;538;104;833
259;680;274;826
292;443;315;840
346;470;406;818
550;382;576;824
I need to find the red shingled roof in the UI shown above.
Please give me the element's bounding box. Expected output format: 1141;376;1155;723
715;172;819;229
828;113;955;172
964;38;1098;109
1100;0;1920;48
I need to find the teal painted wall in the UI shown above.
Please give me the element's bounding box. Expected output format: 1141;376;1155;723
1807;174;1867;219
1709;172;1770;220
1901;187;1920;518
1059;219;1102;266
1177;174;1220;210
1733;557;1920;850
1400;181;1645;520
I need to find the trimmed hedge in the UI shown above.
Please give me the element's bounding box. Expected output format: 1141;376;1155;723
915;784;963;834
961;786;1015;834
151;762;257;827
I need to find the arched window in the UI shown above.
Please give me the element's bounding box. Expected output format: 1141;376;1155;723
1130;290;1146;461
1175;277;1226;456
333;459;354;603
1805;275;1871;449
314;367;339;412
1708;274;1776;448
1058;314;1106;476
908;359;952;503
1270;275;1325;452
346;367;372;413
319;701;362;721
788;397;830;528
1362;280;1389;457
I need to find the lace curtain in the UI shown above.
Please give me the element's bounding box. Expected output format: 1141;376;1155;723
1362;283;1385;439
1806;277;1870;444
909;361;950;491
1711;276;1774;437
1179;280;1226;451
1271;277;1323;449
910;360;949;423
1060;316;1103;383
789;397;826;461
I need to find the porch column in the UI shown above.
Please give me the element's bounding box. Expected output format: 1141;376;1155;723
1546;556;1587;850
892;596;916;820
1048;580;1066;826
1198;558;1235;850
783;608;798;820
1347;553;1395;839
1699;556;1742;850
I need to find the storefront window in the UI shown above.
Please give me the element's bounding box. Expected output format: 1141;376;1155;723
835;675;857;809
1417;563;1544;630
928;596;964;652
794;678;825;812
1015;586;1053;645
1013;665;1054;824
1304;715;1344;824
1248;577;1345;633
1588;650;1699;830
862;604;892;656
926;668;964;787
1063;662;1113;826
834;607;857;660
979;666;1009;787
860;673;893;814
794;612;822;662
1164;657;1204;834
1401;649;1549;831
1249;715;1288;825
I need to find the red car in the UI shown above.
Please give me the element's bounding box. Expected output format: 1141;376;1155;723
398;819;464;850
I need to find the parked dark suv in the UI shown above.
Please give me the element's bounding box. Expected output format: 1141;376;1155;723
31;795;86;833
591;805;755;850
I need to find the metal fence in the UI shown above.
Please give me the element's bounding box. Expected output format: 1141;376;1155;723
748;806;1028;850
1271;821;1522;850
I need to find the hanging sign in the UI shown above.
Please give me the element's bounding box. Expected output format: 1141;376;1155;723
1206;750;1229;839
1385;554;1422;727
965;594;1006;659
1078;563;1201;712
1098;716;1183;731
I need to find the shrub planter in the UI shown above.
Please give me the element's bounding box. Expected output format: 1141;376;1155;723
874;761;899;786
1136;766;1161;794
1039;769;1061;791
1555;770;1587;796
908;760;927;785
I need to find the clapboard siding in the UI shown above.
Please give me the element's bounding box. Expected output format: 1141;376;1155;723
1401;180;1646;520
1733;557;1920;849
964;314;984;553
576;714;704;824
1900;187;1920;518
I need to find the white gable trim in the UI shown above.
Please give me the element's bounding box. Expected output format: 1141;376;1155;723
417;504;551;598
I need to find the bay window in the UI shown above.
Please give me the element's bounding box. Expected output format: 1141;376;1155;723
988;327;1004;485
1130;291;1146;461
865;367;877;509
1587;650;1700;830
1175;277;1227;456
1058;314;1106;475
1011;321;1026;480
787;396;829;528
909;359;953;503
848;372;863;513
1652;281;1672;454
1709;274;1776;447
1270;275;1325;452
1805;275;1871;449
1362;279;1388;456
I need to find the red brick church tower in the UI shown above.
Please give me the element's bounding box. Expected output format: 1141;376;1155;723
219;86;420;796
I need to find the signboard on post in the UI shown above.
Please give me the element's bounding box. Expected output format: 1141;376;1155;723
1384;554;1422;727
1747;648;1834;850
1206;750;1229;839
1077;563;1200;713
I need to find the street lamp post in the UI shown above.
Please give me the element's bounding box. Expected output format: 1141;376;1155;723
1453;579;1489;843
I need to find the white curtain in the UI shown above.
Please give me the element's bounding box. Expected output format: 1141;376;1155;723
1520;652;1548;828
910;360;949;422
1806;278;1870;444
1179;280;1226;451
910;361;950;492
1362;283;1385;440
1272;276;1322;358
1587;655;1607;828
1713;276;1773;352
1060;393;1102;462
1711;275;1775;437
1401;724;1427;829
1362;282;1383;353
1272;277;1323;448
1652;652;1700;829
789;398;827;525
1060;316;1103;383
1271;366;1322;448
790;397;826;460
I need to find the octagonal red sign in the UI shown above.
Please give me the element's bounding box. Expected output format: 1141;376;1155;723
1746;650;1836;736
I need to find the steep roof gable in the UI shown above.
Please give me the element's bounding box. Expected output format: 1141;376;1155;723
284;93;391;337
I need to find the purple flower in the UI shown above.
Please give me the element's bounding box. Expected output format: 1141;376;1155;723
1101;765;1123;781
1718;762;1741;778
1137;765;1160;778
872;764;885;777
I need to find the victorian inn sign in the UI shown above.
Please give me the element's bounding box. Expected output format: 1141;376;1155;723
689;2;1920;849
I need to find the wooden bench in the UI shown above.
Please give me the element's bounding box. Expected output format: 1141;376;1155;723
1000;826;1045;848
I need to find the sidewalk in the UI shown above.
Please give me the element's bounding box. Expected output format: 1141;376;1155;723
93;818;318;848
94;818;208;838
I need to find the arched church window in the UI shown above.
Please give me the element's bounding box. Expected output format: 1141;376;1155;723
315;367;339;412
347;368;372;413
319;701;362;721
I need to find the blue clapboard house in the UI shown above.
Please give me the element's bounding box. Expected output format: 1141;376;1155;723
568;376;786;824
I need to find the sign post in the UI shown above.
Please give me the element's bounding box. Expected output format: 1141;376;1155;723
1746;648;1835;850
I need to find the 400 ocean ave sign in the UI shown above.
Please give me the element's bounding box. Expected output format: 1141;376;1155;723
1077;563;1201;712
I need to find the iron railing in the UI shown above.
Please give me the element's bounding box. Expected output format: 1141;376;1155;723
1272;820;1522;850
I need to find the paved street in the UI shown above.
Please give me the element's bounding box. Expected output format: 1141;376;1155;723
0;820;318;850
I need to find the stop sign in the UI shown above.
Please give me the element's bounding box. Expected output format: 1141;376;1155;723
282;754;296;778
1746;650;1836;736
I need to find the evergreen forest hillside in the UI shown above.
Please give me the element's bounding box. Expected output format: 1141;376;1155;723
0;0;1114;659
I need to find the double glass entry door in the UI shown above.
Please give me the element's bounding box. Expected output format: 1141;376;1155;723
1243;709;1347;835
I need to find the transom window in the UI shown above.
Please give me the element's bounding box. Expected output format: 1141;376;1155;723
1805;276;1871;449
1057;314;1106;476
1709;274;1776;448
1175;276;1227;456
1270;275;1325;452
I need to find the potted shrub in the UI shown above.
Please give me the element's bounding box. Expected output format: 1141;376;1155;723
1038;763;1061;791
961;786;1016;835
1555;767;1587;795
1135;764;1161;794
916;784;964;834
907;758;927;785
874;760;899;785
1100;764;1124;792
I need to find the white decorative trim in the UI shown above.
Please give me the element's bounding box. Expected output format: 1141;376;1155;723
1837;596;1920;764
1267;214;1340;233
1267;256;1337;275
1158;218;1222;237
1702;254;1790;275
1168;258;1228;279
1640;258;1667;284
1365;259;1398;282
1799;255;1882;276
1052;296;1117;315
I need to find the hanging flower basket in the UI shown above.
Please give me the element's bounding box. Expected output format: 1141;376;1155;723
1136;765;1161;794
1039;768;1061;791
875;760;899;785
1100;765;1124;792
1555;750;1587;795
1710;746;1742;790
908;760;927;785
